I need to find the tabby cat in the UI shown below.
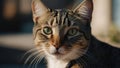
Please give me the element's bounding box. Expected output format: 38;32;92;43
28;0;120;68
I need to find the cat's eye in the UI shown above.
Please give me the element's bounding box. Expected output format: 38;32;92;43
67;28;79;36
43;27;52;35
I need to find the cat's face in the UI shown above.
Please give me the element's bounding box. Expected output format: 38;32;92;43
32;0;93;61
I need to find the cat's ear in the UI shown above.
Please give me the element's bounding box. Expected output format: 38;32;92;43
68;0;93;20
31;0;49;22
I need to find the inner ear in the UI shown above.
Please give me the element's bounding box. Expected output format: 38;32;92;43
31;0;52;24
31;0;49;17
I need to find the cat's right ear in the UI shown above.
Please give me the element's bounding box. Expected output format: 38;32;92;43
31;0;49;23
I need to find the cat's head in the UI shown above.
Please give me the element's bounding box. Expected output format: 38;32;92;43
32;0;93;61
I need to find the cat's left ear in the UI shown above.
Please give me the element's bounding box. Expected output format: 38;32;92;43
68;0;93;20
74;0;93;20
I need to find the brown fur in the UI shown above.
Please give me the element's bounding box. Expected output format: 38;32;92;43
31;0;93;68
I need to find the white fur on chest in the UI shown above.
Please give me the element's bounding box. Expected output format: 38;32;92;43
47;57;68;68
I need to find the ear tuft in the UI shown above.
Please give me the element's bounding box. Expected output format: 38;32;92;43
74;0;93;20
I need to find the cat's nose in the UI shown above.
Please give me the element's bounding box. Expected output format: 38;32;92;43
53;44;60;49
53;44;60;51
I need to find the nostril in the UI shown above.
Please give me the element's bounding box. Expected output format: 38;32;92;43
53;44;59;49
56;48;59;50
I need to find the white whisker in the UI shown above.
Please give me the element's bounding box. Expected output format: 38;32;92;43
79;58;87;68
74;57;86;68
22;48;38;60
76;59;82;67
24;49;43;64
35;54;45;68
27;53;39;68
30;52;44;68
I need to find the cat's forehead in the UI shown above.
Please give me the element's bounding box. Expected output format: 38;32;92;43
49;9;87;25
51;9;71;17
36;9;87;27
54;9;71;13
52;9;84;21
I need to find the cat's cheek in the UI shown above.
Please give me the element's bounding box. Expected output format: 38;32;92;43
78;37;89;49
58;46;70;55
58;47;65;54
34;37;40;46
34;36;45;46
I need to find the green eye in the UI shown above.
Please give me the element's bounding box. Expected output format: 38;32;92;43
68;28;78;36
43;27;52;35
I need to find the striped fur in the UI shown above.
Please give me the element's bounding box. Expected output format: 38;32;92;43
31;0;93;68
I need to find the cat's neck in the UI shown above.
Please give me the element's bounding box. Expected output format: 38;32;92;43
47;57;69;68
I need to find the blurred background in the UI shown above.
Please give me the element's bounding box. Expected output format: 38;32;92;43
0;0;120;68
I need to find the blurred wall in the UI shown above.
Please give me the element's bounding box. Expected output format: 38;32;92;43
0;0;33;34
92;0;112;37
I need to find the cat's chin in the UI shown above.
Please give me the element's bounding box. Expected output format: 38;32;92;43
54;55;64;59
50;53;76;61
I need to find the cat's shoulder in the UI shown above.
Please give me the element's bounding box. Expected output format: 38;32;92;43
86;36;120;67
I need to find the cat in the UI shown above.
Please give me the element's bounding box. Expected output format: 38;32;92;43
27;0;120;68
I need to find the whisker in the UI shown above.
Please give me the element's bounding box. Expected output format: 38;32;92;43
28;52;39;68
25;47;42;56
22;48;38;60
22;48;39;68
79;58;87;68
30;52;44;68
30;52;42;64
75;60;83;68
77;59;84;68
24;50;43;64
35;54;45;68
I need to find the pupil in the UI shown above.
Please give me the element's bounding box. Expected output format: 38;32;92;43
44;27;52;35
46;28;49;32
71;29;76;35
46;28;50;33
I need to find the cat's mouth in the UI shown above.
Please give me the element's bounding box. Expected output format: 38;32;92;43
52;51;64;56
51;51;66;59
49;50;68;59
47;46;70;58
